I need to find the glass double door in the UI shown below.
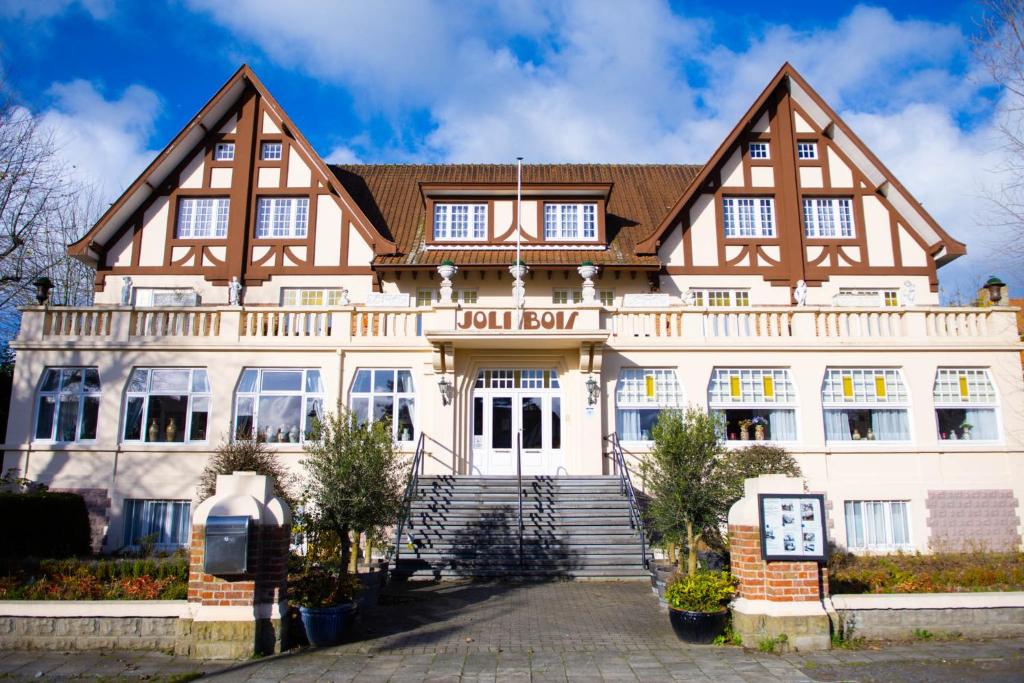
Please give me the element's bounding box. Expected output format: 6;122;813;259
471;392;563;475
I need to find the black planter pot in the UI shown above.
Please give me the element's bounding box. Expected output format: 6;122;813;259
668;608;728;644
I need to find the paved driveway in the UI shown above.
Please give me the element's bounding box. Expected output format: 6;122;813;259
0;581;1022;681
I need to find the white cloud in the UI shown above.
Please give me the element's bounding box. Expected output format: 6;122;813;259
0;0;113;21
325;144;363;165
37;79;162;200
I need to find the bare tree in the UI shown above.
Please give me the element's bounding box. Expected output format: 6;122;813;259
975;0;1024;263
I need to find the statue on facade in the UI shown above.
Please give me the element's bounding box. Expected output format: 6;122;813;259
901;280;916;307
682;290;696;306
120;277;133;306
338;287;350;306
228;276;243;306
793;280;808;307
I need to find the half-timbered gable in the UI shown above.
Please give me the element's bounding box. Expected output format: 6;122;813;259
640;63;965;306
70;65;395;306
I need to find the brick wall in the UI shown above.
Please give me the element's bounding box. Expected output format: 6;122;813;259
187;524;289;607
926;489;1022;552
729;523;827;601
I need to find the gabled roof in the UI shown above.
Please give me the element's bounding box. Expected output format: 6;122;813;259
635;63;966;265
69;65;395;266
333;163;700;268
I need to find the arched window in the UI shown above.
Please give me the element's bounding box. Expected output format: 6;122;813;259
821;368;910;442
933;368;999;441
35;367;100;442
708;368;797;442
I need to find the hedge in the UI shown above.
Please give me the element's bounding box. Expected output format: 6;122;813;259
0;491;91;558
0;556;189;601
829;550;1024;593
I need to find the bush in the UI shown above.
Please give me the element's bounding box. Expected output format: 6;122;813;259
0;491;91;558
828;549;1024;594
198;437;297;510
664;570;737;613
288;568;361;608
0;556;188;600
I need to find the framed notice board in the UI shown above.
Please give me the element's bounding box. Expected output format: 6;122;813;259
757;493;828;563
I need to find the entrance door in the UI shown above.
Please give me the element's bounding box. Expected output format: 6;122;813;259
471;369;564;475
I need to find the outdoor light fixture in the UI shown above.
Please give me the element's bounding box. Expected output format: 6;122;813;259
32;277;53;305
438;375;453;406
985;276;1006;305
585;375;599;406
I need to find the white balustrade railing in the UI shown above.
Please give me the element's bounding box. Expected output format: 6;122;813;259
814;310;904;338
241;309;330;338
131;308;220;338
43;308;112;338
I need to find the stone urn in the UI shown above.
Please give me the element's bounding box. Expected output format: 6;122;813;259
577;263;599;281
509;263;529;280
437;262;458;281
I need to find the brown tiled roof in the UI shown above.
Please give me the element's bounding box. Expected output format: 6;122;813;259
331;164;700;267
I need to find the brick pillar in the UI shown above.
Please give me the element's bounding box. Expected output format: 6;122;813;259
176;472;291;659
727;475;832;651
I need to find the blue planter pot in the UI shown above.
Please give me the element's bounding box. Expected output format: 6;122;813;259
298;603;357;647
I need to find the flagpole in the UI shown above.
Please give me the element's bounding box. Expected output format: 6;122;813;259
516;156;523;330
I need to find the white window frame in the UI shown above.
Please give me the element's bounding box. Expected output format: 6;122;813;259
349;369;417;442
433;203;487;241
234;368;324;443
615;368;684;443
708;368;798;443
821;368;911;443
552;288;614;306
255;197;309;238
213;143;235;161
261;142;283;161
834;288;899;308
34;367;101;443
415;288;478;306
803;197;855;238
176;197;229;238
281;288;348;306
844;500;912;552
122;499;192;550
722;197;775;238
689;289;750;307
933;368;1000;443
543;202;598;241
133;288;199;307
122;368;212;444
748;142;769;159
797;142;818;160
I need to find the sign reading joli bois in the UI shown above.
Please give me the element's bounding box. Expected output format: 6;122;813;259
457;309;579;331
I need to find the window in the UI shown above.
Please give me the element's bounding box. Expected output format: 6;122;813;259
415;289;478;306
933;369;999;441
213;143;235;161
722;197;775;237
690;289;750;307
474;369;559;390
134;288;199;307
615;369;683;442
834;289;899;308
176;197;229;238
35;368;100;442
749;142;769;159
255;197;309;238
433;203;486;240
822;368;910;442
234;368;323;443
543;203;598;240
281;288;348;306
552;289;614;305
350;369;415;442
797;142;818;160
261;142;282;161
708;368;797;442
845;500;911;551
123;499;191;549
123;368;211;444
803;198;854;238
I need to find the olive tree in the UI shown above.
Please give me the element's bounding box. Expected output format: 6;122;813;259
301;408;407;576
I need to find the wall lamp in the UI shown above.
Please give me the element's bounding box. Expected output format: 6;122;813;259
438;375;453;406
585;375;600;406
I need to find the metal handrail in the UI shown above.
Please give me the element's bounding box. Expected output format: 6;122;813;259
604;432;648;569
516;431;524;568
393;432;427;566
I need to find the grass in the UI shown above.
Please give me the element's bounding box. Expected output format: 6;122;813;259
712;626;743;646
912;628;934;641
757;633;788;654
828;549;1024;594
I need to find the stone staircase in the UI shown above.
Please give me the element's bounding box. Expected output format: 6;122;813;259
390;475;651;580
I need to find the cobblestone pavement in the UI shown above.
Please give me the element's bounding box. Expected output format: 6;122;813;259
0;581;1021;681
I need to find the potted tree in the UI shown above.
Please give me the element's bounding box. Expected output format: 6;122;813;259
665;570;737;643
643;408;801;642
296;408;407;646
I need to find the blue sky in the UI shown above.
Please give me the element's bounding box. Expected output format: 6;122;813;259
0;0;1018;296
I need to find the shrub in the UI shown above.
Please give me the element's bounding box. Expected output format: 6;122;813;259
828;550;1024;594
0;491;91;558
198;436;297;510
664;570;737;613
288;567;361;608
0;556;188;600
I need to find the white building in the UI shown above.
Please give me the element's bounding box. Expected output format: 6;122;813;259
4;63;1022;559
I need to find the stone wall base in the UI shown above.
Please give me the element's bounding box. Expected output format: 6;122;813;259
835;606;1024;641
174;617;284;659
731;598;831;652
0;616;179;652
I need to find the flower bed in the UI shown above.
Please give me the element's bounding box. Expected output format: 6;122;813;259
829;550;1024;594
0;557;188;600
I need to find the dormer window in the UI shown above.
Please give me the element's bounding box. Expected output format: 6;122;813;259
544;203;597;240
434;203;486;241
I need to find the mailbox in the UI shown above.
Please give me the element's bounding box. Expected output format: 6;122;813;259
204;515;251;575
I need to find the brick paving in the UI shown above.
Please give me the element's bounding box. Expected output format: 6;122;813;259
0;581;1021;681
